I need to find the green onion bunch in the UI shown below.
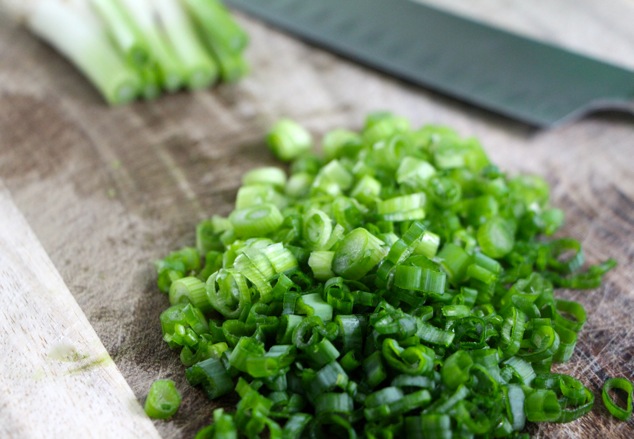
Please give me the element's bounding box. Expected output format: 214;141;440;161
24;0;248;105
154;113;620;438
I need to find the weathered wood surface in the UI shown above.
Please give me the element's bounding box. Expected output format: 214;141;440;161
0;183;161;439
0;0;633;437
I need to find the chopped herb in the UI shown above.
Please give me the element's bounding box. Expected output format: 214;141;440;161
144;379;182;420
154;114;617;437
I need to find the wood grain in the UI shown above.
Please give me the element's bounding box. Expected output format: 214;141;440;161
0;182;161;439
0;1;633;437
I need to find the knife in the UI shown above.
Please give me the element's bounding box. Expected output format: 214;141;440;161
225;0;634;127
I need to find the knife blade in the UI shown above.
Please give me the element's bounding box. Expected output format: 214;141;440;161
225;0;634;127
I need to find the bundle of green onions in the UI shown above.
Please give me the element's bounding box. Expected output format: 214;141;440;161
17;0;248;104
153;113;625;437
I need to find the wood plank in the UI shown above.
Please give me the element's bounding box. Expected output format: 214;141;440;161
0;182;161;439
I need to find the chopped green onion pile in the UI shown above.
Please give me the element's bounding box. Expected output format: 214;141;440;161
25;0;248;105
154;113;620;437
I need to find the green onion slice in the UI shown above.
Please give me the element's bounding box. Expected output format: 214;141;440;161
602;377;633;421
144;379;181;419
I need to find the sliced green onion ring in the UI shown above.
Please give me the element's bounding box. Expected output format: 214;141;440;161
602;377;633;421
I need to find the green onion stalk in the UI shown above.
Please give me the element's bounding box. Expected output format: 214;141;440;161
21;0;249;104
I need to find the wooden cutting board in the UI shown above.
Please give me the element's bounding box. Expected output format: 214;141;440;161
1;0;633;437
0;183;161;439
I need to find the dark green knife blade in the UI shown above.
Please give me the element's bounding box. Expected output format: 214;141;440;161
225;0;634;127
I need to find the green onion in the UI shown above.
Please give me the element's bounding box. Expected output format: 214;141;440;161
499;307;527;358
382;338;435;375
154;0;218;89
205;269;250;319
332;228;386;280
427;175;461;206
118;0;185;91
313;160;354;196
304;338;340;369
305;361;349;400
235;185;285;209
286;172;314;198
477;217;515;258
184;0;248;54
282;413;312;438
602;377;633;421
363;351;387;388
416;231;441;259
153;114;618;437
554;299;587;332
186;357;233;400
184;0;249;83
246;345;296;378
506;384;526;430
397;157;436;189
267;119;313;162
229;204;284;238
322;129;362;160
23;0;248;104
194;408;237;439
242;167;287;189
363;112;410;147
26;2;141;105
377;193;426;221
303;209;334;250
308;251;335;281
441;350;473;389
90;0;151;67
437;242;471;284
316;392;353;416
336;314;365;354
144;379;181;419
169;276;209;310
420;413;452;439
350;175;382;206
525;389;562;422
394;264;446;294
299;292;333;322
